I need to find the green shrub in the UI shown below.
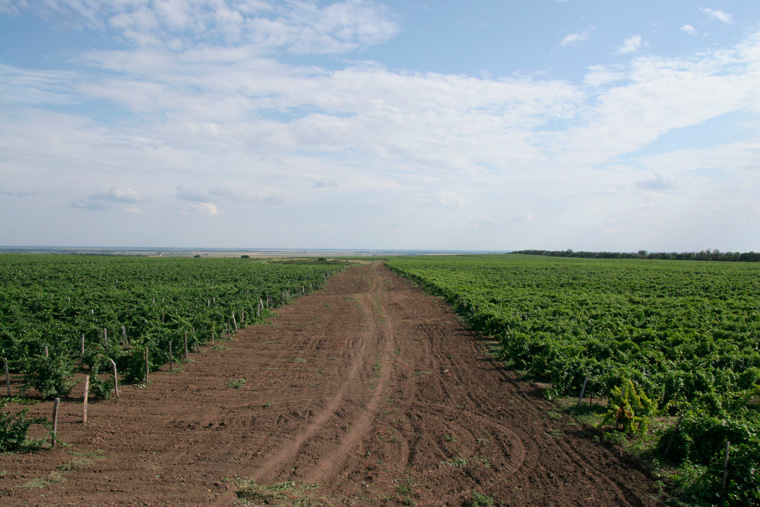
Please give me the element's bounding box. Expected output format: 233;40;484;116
600;379;657;434
22;354;75;399
0;399;47;452
89;354;115;400
125;346;150;383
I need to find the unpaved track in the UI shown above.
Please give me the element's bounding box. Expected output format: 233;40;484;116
0;263;661;506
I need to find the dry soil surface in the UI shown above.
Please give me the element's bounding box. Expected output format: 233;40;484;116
0;262;662;506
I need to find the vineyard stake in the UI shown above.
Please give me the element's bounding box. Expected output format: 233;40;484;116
664;415;683;457
144;347;149;382
211;330;215;345
83;375;90;424
232;312;238;331
722;440;731;493
121;325;128;346
4;358;10;396
103;328;108;349
184;332;188;360
44;345;49;358
577;376;589;408
52;398;60;447
109;358;119;400
169;341;173;371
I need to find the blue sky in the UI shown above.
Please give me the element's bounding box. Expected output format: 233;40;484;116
1;1;759;252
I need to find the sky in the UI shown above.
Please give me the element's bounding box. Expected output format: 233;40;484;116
1;1;759;252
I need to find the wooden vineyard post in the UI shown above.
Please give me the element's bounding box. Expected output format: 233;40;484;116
83;375;90;424
145;347;149;382
169;341;173;371
44;345;49;358
103;328;108;349
52;398;60;447
110;358;119;400
722;441;731;493
577;376;589;408
184;333;188;361
211;330;215;346
232;312;238;332
121;325;128;346
3;358;10;396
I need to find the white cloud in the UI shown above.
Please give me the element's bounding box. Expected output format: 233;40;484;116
0;64;80;105
0;189;35;197
314;178;338;188
13;0;399;55
69;187;146;210
700;7;732;23
511;212;534;222
636;174;674;191
175;185;208;202
70;199;109;211
615;34;643;55
560;31;589;47
125;207;144;214
91;187;145;203
264;195;284;205
184;202;221;217
430;191;466;209
680;24;697;35
550;37;760;167
584;65;626;87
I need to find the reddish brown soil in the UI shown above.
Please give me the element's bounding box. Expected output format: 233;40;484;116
0;263;662;506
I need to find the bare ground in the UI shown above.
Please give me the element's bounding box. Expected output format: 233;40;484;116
0;262;662;506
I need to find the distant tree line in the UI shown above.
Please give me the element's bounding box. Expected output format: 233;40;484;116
513;249;760;262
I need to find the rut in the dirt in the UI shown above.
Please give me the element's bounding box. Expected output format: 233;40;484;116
0;262;661;506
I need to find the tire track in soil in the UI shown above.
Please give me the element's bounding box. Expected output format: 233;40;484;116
0;262;661;506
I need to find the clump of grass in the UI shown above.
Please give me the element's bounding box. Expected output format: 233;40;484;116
235;479;322;505
226;378;246;389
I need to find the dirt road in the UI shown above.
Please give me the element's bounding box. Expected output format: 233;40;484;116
0;263;660;506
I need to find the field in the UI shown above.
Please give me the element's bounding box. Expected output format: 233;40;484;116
387;254;760;505
0;254;343;387
0;253;757;505
0;257;663;506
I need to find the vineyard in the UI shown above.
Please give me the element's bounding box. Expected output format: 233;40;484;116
2;252;758;504
387;254;760;506
0;254;342;417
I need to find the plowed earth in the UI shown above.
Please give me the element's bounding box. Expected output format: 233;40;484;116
0;263;661;506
